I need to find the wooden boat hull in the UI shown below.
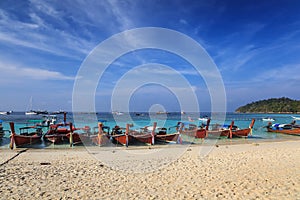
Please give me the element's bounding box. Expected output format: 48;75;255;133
155;133;179;142
66;133;110;145
131;133;153;144
267;128;300;135
231;128;251;138
90;134;110;145
207;130;229;137
44;134;67;144
180;129;207;139
66;133;86;145
11;134;41;147
228;119;255;138
111;134;132;145
195;129;207;139
44;123;73;144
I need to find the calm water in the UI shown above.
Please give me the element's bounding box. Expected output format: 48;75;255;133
1;112;300;148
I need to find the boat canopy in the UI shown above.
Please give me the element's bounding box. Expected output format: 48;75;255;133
272;123;293;130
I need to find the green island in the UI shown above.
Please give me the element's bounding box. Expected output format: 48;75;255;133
235;97;300;113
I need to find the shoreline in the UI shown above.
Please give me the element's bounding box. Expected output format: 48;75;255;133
1;139;299;199
2;133;300;150
1;137;300;155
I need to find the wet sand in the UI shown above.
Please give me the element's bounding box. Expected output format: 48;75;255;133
0;140;299;199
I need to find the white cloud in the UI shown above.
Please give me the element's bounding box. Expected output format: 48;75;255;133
29;0;60;18
0;3;94;59
106;0;135;30
0;0;150;63
179;19;188;25
0;62;74;81
254;64;300;82
211;23;266;71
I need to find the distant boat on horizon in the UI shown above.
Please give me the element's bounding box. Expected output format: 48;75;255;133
25;110;48;115
25;110;38;115
198;116;209;122
0;111;13;115
112;111;124;115
156;111;169;114
292;116;300;120
51;110;66;115
262;117;275;122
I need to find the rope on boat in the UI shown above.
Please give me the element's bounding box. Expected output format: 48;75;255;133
0;148;28;167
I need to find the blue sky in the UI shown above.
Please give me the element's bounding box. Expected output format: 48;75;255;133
0;0;300;112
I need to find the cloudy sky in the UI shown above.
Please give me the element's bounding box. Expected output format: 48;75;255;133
0;0;300;112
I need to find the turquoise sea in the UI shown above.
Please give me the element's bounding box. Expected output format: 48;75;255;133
1;112;300;148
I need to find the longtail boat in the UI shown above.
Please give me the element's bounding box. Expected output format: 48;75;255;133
266;122;300;135
9;122;43;149
66;123;110;146
229;119;255;138
85;119;111;146
130;122;157;145
205;119;238;138
110;124;132;146
177;122;207;139
155;127;180;143
43;122;73;144
90;123;111;145
67;125;92;145
43;112;77;144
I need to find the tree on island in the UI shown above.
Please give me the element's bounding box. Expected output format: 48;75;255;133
235;97;300;113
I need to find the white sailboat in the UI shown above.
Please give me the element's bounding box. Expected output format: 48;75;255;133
25;97;37;115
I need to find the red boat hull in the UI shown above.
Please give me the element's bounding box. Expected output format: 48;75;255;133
267;128;300;135
230;128;251;138
112;134;132;145
208;130;230;137
66;133;110;145
229;119;255;138
195;129;207;139
181;129;207;139
131;133;153;144
44;124;72;144
11;134;41;147
44;134;67;144
155;133;179;142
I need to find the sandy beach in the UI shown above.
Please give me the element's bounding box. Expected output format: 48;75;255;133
1;140;300;200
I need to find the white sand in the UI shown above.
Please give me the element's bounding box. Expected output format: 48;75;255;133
0;140;299;199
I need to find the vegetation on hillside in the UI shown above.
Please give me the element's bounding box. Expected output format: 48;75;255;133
235;97;300;113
